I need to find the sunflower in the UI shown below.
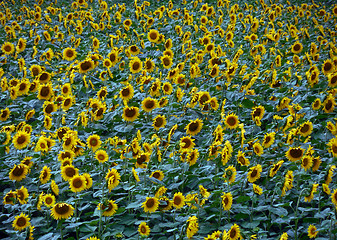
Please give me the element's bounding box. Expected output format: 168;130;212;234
51;180;59;196
142;197;159;213
106;168;121;191
61;165;79;181
108;50;119;66
312;98;321;110
83;173;93;189
237;150;250;166
162;82;173;95
185;148;199;166
40;166;51;184
253;184;263;195
16;186;29;204
144;58;155;72
185;119;203;136
291;41;303;54
3;190;16;205
87;134;101;152
251;105;265;121
323;94;336;113
69;175;86;193
307;224;318;238
51;203;74;220
221;192;233;211
285;146;304;162
328;73;337;88
142;97;158;112
269;160;284;177
322;59;334;75
12;212;30;231
43;101;57;116
12;131;30;150
95;149;108;163
148;29;160;43
223;165;236;183
172;192;185;209
129;45;140;55
150;170;164;181
0;108;10;121
298;121;313;138
224;113;239;129
262;132;275;148
9;164;28;182
1;41;15;55
180;136;195;152
78;59;95;74
98;200;118;216
44;194;56;208
161;55;173;69
227;224;242;240
327;137;337;157
247;164;262;183
119;84;134;102
138;222;150;237
253;142;263;156
129;57;143;74
16;38;27;53
152;115;166;130
122;106;139;122
37;83;54;101
304;183;319;202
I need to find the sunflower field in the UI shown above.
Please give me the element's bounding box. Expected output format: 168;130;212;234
1;0;337;239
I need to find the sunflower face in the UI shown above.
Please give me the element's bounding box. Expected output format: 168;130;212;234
148;29;160;43
161;55;173;69
99;200;118;216
152;115;166;130
37;84;53;101
122;106;139;122
39;166;51;184
224;113;239;129
61;165;78;181
129;57;143;74
44;193;56;207
2;42;15;55
247;164;262;183
3;190;16;205
78;59;94;74
172;192;185;209
119;84;134;102
0;108;10;121
142;97;158;112
51;203;74;220
180;136;195;152
185;119;203;136
13;131;31;150
69;175;86;192
286;147;304;162
87;134;101;152
138;222;150;237
142;197;159;213
227;224;241;240
291;41;303;54
12;212;31;231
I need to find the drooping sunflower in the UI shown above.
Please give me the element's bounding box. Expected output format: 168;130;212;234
224;113;239;129
253;142;263;156
83;173;93;190
87;134;101;152
172;192;185;209
328;73;337;88
142;97;158;112
236;150;250;166
51;180;59;196
221;192;233;211
69;175;86;193
106;168;121;191
327;137;337;157
95;149;108;163
253;184;263;195
269;160;284;177
39;166;51;184
142;197;159;213
98;200;118;216
61;164;79;181
286;146;304;162
78;59;95;74
122;106;139;122
16;38;27;53
3;190;16;205
9;164;28;182
12;212;30;231
51;203;74;220
247;164;262;183
138;222;150;237
16;186;29;205
43;193;56;208
1;41;15;55
152;115;166;130
185;119;203;136
129;57;143;74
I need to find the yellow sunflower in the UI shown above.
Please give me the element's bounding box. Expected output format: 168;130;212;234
12;131;31;150
87;134;101;152
1;41;15;55
3;190;16;205
61;164;79;181
95;149;108;163
9;164;28;182
69;175;86;193
172;192;185;209
328;73;337;88
152;115;166;130
142;197;159;213
39;166;51;184
142;97;158;112
262;132;276;148
37;83;54;101
226;224;242;240
62;48;77;61
221;192;233;211
291;41;303;54
236;150;250;166
12;212;30;231
147;29;160;43
98;200;118;216
122;106;139;122
106;168;121;191
16;186;29;204
144;58;155;72
308;224;318;238
223;165;236;183
129;57;143;74
224;113;239;129
78;59;95;74
0;107;10;121
51;203;74;220
138;222;150;237
247;164;262;183
179;136;195;152
285;146;304;162
185;119;203;136
43;193;56;208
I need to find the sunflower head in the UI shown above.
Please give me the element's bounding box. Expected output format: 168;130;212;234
51;203;74;220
